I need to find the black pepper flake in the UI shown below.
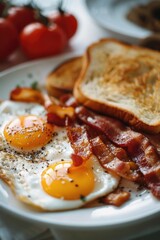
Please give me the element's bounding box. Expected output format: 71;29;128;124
75;184;79;187
80;195;86;202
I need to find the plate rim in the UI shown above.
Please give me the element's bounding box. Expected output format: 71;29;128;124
1;198;160;229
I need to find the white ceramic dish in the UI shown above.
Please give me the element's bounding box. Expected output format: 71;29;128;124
0;53;160;240
85;0;152;43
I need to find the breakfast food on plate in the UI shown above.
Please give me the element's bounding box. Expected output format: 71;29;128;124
0;38;160;212
46;56;82;98
0;96;119;210
74;38;160;134
75;106;160;199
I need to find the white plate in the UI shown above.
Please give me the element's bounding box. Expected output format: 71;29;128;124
0;53;160;240
85;0;152;43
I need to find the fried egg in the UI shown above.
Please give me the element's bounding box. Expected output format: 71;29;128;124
0;100;119;211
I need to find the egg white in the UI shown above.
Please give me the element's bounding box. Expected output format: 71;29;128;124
0;101;120;211
0;100;72;161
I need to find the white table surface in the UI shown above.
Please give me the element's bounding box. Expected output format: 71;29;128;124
0;0;160;239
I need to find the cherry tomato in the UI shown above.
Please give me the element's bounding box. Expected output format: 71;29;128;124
0;18;19;61
20;22;67;59
7;6;36;33
48;12;78;39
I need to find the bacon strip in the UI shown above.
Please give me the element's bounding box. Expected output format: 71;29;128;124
76;106;160;199
10;87;44;105
66;124;93;163
102;190;130;206
91;136;142;182
145;133;160;156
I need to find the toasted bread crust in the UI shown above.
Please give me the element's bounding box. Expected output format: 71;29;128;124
46;56;82;98
74;38;160;133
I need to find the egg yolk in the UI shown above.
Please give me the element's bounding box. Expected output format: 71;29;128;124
41;160;95;200
4;115;54;151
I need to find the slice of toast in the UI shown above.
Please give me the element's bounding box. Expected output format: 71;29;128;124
74;38;160;133
46;56;82;98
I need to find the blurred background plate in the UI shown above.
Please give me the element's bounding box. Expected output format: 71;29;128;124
85;0;151;43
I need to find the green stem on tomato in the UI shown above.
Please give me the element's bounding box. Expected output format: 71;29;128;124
58;0;65;15
26;0;49;26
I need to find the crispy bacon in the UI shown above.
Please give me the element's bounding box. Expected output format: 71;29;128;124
10;87;44;105
71;153;83;167
47;112;66;126
66;124;93;164
46;104;75;119
145;133;160;155
91;136;142;182
76;106;160;199
102;190;130;206
46;104;75;127
44;94;75;126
